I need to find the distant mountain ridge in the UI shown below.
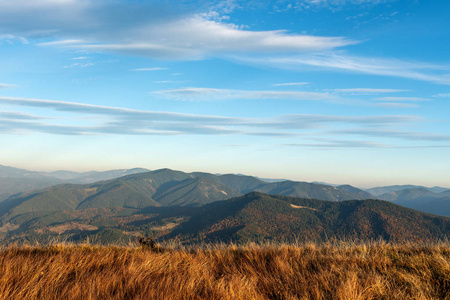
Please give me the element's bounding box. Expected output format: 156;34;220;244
376;188;450;216
0;164;150;183
2;164;450;218
0;168;372;223
366;185;448;196
0;164;150;200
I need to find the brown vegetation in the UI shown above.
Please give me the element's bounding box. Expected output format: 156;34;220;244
1;241;449;299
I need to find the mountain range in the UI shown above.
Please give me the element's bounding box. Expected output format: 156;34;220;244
0;165;449;245
0;168;372;222
375;188;450;216
0;164;150;200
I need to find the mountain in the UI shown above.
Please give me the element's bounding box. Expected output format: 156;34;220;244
366;185;449;196
50;168;151;183
168;192;450;243
0;169;239;221
152;177;241;206
377;188;436;202
0;169;374;223
0;164;150;201
0;177;63;201
2;192;449;245
253;181;366;201
0;165;51;178
0;169;375;229
376;188;450;217
337;185;374;199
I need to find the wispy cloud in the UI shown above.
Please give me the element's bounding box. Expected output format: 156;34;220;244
2;1;355;60
0;96;421;137
334;88;408;94
373;102;419;108
335;129;450;142
154;81;185;84
64;62;94;68
433;93;450;98
234;54;450;85
0;34;28;44
273;82;310;86
1;0;445;87
284;140;391;148
38;39;85;46
295;0;397;10
152;87;338;101
0;83;17;89
132;67;168;71
374;97;430;102
0;111;44;120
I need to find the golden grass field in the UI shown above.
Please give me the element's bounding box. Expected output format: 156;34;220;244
1;241;449;299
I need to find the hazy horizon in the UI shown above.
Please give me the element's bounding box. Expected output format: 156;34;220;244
2;163;448;190
1;1;449;188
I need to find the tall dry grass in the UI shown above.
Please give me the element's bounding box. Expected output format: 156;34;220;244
1;241;449;299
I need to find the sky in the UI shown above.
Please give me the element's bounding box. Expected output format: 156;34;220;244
0;0;449;188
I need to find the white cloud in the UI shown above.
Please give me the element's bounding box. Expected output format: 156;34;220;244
336;129;450;142
38;39;85;46
285;140;391;148
433;93;450;98
154;81;185;84
234;54;450;85
0;111;44;120
64;62;94;68
1;0;446;87
334;88;408;94
0;0;77;7
273;82;310;86
132;67;168;72
295;0;396;9
0;34;28;44
0;96;421;136
374;97;430;102
0;83;17;89
153;87;338;101
31;12;355;60
373;102;419;108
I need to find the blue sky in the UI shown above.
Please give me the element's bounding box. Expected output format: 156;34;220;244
0;0;449;187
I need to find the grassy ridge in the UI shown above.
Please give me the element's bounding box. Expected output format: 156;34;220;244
1;242;450;299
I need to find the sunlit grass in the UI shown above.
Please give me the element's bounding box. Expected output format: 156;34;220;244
1;240;449;299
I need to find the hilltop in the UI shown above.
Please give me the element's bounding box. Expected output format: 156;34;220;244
168;192;450;243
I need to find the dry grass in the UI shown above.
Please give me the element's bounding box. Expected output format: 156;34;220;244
1;241;450;299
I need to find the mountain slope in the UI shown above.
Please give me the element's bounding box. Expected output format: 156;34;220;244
377;188;436;202
169;193;450;243
375;188;450;216
253;181;367;201
1;168;375;223
0;165;150;201
367;185;449;196
153;177;241;206
337;185;374;199
0;177;63;201
0;184;96;221
0;169;242;221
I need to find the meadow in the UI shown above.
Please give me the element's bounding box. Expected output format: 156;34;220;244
1;241;449;299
